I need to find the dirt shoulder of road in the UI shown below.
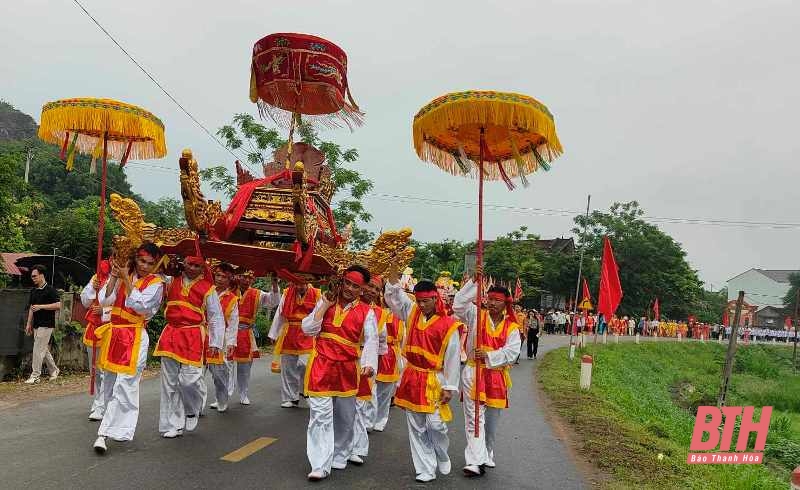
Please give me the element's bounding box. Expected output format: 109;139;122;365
0;367;160;410
533;362;611;489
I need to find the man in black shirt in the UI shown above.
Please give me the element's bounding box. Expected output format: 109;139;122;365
24;264;62;384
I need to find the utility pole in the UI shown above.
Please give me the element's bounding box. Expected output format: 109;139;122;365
718;290;745;407
793;288;799;373
24;147;34;183
568;195;591;358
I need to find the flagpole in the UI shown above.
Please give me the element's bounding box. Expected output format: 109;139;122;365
569;195;591;358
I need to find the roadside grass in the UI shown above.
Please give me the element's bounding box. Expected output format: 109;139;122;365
538;341;798;489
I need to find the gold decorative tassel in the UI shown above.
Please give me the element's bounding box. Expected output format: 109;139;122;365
89;138;104;174
508;135;530;188
65;132;79;171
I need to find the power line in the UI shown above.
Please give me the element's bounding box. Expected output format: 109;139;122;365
366;193;800;230
70;0;255;171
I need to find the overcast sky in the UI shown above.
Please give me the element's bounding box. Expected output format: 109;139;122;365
3;0;799;290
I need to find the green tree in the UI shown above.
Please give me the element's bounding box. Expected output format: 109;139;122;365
573;201;703;319
26;196;122;268
484;227;544;298
694;288;728;324
0;146;40;250
140;197;186;228
409;239;468;281
208;114;375;249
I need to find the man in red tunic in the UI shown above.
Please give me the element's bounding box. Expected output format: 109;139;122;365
92;243;165;454
268;280;320;408
385;274;461;483
205;263;239;413
351;275;389;464
454;278;522;476
301;266;378;481
153;255;225;438
374;279;404;432
233;270;280;405
80;259;112;421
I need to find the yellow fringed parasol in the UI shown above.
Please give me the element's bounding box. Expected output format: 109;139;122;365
37;97;167;399
38;98;166;171
412;90;563;437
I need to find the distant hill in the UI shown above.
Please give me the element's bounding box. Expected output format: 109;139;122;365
0;100;37;141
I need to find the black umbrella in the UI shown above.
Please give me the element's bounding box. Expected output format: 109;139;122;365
15;255;93;290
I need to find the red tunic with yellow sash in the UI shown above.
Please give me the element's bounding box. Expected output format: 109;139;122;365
470;312;519;409
96;274;163;375
356;305;388;400
206;290;238;365
304;301;373;397
82;275;105;348
377;310;404;383
153;276;214;368
394;306;459;420
274;286;319;356
234;288;261;362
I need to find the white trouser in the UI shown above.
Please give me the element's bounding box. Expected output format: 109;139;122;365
207;359;233;406
307;396;357;474
159;357;204;433
374;380;396;431
236;361;252;400
31;327;57;378
406;410;450;480
463;398;502;466
86;346;106;417
280;354;307;402
98;331;149;441
352;398;371;457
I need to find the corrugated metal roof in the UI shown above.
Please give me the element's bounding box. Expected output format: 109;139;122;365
0;253;33;276
755;269;799;283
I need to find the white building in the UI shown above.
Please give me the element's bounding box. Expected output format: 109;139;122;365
726;269;798;327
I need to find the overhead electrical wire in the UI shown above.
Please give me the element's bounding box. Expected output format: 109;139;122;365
70;0;255;171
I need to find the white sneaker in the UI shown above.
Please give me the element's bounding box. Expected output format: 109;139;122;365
348;454;364;465
162;429;183;438
331;461;347;470
463;465;484;477
93;436;107;454
484;459;496;468
88;411;103;421
438;458;451;475
24;376;40;384
49;368;60;380
415;473;436;483
209;401;219;410
280;401;294;408
217;402;228;413
240;396;250;405
307;470;328;481
185;415;199;432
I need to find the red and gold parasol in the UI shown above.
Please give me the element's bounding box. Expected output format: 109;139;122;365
250;33;363;129
413;90;563;435
38;97;166;395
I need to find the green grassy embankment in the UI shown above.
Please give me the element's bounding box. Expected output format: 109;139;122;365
538;341;799;489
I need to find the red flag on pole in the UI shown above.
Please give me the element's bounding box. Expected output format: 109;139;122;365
581;277;591;305
722;308;729;326
785;316;793;329
653;298;660;321
597;236;623;320
514;277;523;301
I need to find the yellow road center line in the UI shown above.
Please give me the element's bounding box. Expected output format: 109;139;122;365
221;437;278;462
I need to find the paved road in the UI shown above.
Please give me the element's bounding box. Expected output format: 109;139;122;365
0;336;585;489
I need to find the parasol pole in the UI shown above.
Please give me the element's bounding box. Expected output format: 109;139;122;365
569;195;591;356
474;127;485;438
90;131;108;396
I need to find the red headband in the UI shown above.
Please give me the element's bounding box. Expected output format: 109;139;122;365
344;270;366;286
370;275;383;287
414;290;439;299
487;291;511;302
137;249;157;259
185;256;205;266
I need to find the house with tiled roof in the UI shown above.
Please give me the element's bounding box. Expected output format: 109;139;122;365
726;269;799;328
